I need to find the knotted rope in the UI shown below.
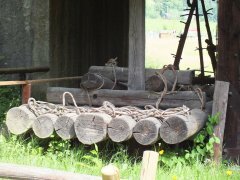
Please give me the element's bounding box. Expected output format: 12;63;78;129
27;92;190;122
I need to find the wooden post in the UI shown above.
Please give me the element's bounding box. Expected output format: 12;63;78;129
212;81;230;163
22;83;31;104
101;164;120;180
140;151;159;180
217;0;240;158
128;0;145;90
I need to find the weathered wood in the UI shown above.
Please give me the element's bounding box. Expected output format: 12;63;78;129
128;0;145;90
212;81;230;163
205;101;213;116
0;162;101;180
6;105;36;135
108;115;136;142
133;117;161;145
80;73;123;90
145;74;173;92
89;66;194;85
217;0;240;154
140;151;159;180
0;76;82;86
101;164;120;180
0;66;49;74
160;109;208;144
32;113;58;138
47;87;205;109
54;113;78;140
74;113;112;145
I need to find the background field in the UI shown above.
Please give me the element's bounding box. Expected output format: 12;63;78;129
145;18;217;76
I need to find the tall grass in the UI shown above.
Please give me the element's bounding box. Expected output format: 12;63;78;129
0;135;239;179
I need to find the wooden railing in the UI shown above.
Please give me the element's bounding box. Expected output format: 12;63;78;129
0;67;82;104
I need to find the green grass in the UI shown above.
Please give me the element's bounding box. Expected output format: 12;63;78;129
0;135;240;180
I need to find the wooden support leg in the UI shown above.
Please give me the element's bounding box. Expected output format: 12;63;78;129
212;81;230;164
22;83;31;104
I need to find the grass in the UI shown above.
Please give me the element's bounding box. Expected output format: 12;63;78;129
0;134;240;180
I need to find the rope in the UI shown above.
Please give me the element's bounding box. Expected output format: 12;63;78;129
155;64;178;109
194;88;204;110
27;92;190;122
105;57;118;90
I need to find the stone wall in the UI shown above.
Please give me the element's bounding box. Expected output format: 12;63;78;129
0;0;49;70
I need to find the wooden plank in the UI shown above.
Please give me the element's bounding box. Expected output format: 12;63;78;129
140;151;159;180
128;0;145;90
0;162;100;180
47;87;206;109
212;81;230;163
89;66;194;85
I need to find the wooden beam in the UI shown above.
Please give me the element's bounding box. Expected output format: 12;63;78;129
217;0;240;153
212;81;229;163
47;87;206;109
0;76;82;86
128;0;145;90
0;66;49;74
0;163;100;180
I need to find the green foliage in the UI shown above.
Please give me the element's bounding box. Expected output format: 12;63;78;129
0;86;20;123
184;113;220;162
146;0;217;22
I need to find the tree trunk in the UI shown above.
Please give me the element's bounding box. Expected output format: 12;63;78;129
80;73;124;90
32;113;58;138
133;117;161;145
89;66;194;85
47;87;206;109
74;113;112;145
145;74;173;92
160;109;208;144
6;105;36;135
54;113;78;140
108;115;136;142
